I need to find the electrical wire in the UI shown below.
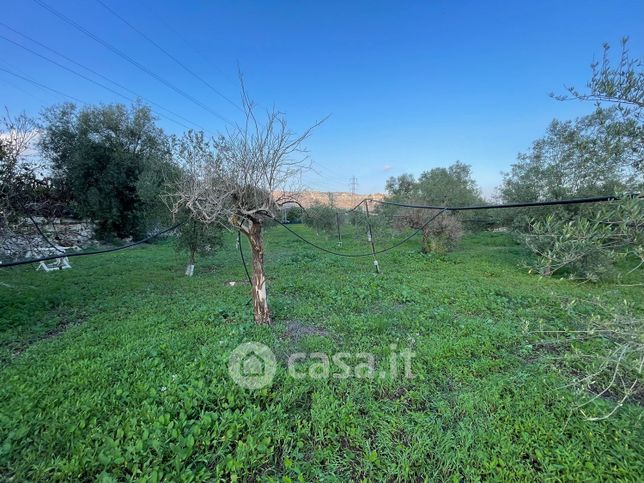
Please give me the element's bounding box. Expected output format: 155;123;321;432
138;0;238;87
25;213;66;254
236;230;252;285
0;72;50;104
236;229;254;306
94;0;241;111
0;65;86;104
0;22;209;132
269;194;640;258
0;33;196;132
3;194;634;269
32;0;232;124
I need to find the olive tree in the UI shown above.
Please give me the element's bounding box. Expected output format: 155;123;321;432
174;214;223;276
385;162;480;252
302;202;336;235
39;102;171;240
166;87;321;324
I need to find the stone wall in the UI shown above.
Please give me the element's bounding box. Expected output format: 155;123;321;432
1;218;95;259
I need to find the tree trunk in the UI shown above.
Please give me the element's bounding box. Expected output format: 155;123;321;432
246;221;271;324
421;226;431;253
185;251;195;276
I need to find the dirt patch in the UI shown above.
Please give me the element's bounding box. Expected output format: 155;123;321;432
8;312;85;360
273;320;335;363
282;320;330;341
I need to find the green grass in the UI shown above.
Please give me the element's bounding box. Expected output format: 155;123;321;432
0;227;642;481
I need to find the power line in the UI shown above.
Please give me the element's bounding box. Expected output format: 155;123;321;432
32;0;232;124
0;22;209;132
0;65;86;104
138;0;238;87
0;71;50;104
0;33;195;131
349;176;358;196
94;0;241;112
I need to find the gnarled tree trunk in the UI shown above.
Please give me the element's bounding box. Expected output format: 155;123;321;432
245;220;271;324
421;225;431;253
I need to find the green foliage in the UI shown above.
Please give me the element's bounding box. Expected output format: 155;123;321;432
421;212;463;254
501;39;643;225
286;207;303;223
521;198;644;281
500;109;641;206
302;202;337;235
174;216;223;267
416;161;483;207
0;229;642;480
555;38;643;160
0;111;60;227
530;298;643;421
384;162;480;250
385;162;483;207
39;102;171;240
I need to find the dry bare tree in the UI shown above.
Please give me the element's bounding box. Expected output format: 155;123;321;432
1;109;39;219
166;84;322;324
0;109;44;257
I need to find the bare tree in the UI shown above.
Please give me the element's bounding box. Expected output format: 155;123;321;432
1;109;39;219
0;109;43;257
166;84;322;324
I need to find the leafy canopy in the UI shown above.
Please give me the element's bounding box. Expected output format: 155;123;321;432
39;102;171;240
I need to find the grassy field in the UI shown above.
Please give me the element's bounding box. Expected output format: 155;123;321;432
0;226;642;480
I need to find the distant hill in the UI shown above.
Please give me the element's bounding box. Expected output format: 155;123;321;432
277;191;385;209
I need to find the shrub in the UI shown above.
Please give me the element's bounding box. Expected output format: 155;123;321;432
421;211;463;254
286;206;303;223
302;202;337;235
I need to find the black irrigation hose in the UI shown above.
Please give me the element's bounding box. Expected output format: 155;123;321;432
26;213;66;254
236;230;253;285
368;194;629;211
346;198;366;213
4;194;635;269
269;193;640;259
0;221;185;268
270;209;447;258
236;230;254;307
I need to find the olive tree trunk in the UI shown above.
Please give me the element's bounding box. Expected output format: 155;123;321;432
245;220;271;324
421;226;431;253
185;250;195;276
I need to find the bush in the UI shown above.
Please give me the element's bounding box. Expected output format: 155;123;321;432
286;206;303;223
421;211;463;254
302;202;337;235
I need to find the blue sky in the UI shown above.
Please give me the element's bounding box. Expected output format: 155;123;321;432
1;0;643;196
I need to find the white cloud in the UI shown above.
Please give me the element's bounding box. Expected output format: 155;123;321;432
383;164;393;172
